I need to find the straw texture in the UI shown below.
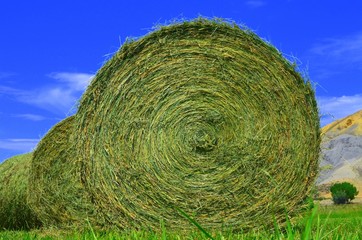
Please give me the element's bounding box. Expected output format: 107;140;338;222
72;18;320;230
0;153;41;230
0;18;320;232
28;116;99;229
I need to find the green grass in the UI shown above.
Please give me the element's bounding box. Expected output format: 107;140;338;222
1;202;362;239
314;203;362;239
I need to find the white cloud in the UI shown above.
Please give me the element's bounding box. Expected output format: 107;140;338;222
18;87;79;114
0;72;16;79
318;94;362;126
0;85;20;95
13;113;47;121
0;138;39;152
48;72;93;91
245;0;266;8
30;72;94;114
310;33;362;67
2;72;94;115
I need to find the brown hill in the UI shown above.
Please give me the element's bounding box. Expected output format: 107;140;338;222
318;109;362;198
322;110;362;139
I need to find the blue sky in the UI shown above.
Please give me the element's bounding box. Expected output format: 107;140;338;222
1;1;362;162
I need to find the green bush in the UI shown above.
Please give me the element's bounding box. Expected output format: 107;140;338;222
332;190;348;204
330;182;359;204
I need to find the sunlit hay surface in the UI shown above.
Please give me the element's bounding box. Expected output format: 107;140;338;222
0;153;42;230
28;116;100;229
75;18;321;231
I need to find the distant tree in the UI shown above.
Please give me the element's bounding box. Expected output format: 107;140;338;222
330;182;359;204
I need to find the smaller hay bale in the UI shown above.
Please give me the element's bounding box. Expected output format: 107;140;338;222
28;116;100;229
0;153;42;230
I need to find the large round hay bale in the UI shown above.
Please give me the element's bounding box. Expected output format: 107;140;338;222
75;18;320;230
0;153;42;230
28;116;99;229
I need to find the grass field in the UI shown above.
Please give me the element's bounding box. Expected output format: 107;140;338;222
0;200;361;239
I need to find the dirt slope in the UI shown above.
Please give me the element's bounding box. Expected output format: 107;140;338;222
318;109;362;198
322;110;362;139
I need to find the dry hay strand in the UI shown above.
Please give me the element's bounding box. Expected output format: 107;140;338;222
75;18;320;231
0;153;42;230
28;116;100;229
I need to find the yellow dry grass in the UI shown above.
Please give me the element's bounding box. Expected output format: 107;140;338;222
322;110;362;138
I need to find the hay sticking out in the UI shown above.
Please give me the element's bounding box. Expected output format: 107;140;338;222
28;116;98;229
74;18;320;231
0;153;41;230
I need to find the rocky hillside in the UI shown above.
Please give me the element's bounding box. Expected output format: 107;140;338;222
317;110;362;197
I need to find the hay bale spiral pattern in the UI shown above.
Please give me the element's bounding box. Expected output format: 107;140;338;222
74;19;320;230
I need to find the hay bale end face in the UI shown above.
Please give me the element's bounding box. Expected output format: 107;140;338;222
75;18;320;230
0;153;42;230
28;116;99;229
